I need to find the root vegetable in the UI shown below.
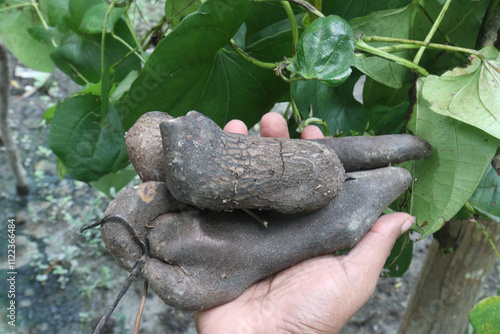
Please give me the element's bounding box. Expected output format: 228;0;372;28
160;111;344;213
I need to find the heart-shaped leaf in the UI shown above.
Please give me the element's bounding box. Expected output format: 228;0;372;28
49;95;129;182
407;79;499;238
288;15;355;87
422;46;500;140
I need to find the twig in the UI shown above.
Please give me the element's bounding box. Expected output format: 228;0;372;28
92;214;150;333
134;281;149;334
93;260;145;334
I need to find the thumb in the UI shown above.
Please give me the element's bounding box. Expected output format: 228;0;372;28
343;213;414;282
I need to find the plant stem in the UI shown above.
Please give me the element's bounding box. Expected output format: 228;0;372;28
102;0;120;76
29;0;57;47
0;3;30;13
281;1;299;55
69;63;90;85
304;117;328;136
229;40;277;70
284;102;292;120
363;35;482;57
355;39;429;77
290;92;304;131
111;47;140;69
356;43;421;58
111;31;145;63
413;0;453;65
255;0;325;17
289;0;325;18
124;13;147;61
140;16;167;49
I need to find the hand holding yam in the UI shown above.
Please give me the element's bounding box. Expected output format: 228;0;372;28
101;111;431;310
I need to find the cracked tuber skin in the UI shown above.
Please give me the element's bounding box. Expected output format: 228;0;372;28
160;111;344;213
101;110;433;311
126;111;431;179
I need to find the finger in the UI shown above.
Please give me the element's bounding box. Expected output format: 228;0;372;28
260;112;290;138
343;212;414;282
224;120;248;135
301;125;324;139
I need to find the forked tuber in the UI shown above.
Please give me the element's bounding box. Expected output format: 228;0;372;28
102;167;411;310
99;110;432;311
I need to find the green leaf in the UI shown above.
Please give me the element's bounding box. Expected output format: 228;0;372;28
422;47;500;140
66;0;125;34
288;15;355;87
49;95;129;182
368;102;409;135
124;0;277;130
0;3;55;72
408;79;499;238
39;0;69;27
51;19;141;85
363;78;411;135
322;0;412;21
292;73;367;135
350;3;429;88
43;105;57;123
470;296;500;334
56;158;68;180
350;0;489;86
245;1;294;45
165;0;204;30
89;164;137;197
469;165;500;223
110;70;139;101
422;0;489;50
382;232;413;277
363;78;411;110
28;26;66;47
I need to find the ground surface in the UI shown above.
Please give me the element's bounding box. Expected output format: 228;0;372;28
0;54;498;334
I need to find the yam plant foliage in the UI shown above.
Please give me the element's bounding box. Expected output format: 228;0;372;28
1;0;499;328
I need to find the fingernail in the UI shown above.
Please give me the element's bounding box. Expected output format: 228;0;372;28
401;220;413;233
412;216;417;225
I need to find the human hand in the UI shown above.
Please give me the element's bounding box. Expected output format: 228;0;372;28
101;111;422;317
194;113;414;334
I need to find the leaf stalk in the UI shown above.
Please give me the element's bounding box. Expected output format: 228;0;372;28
413;0;453;65
229;40;278;70
281;1;299;55
355;39;429;77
